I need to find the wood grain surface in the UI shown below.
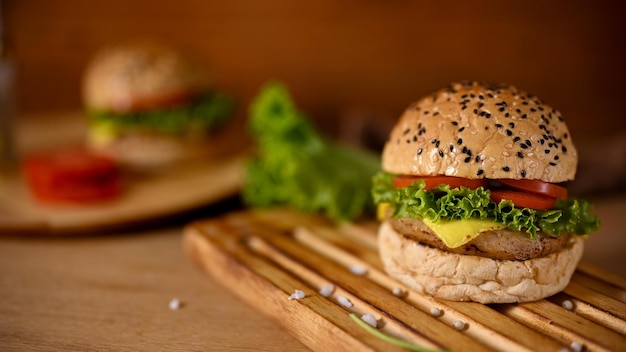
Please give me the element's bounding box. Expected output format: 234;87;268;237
184;208;626;352
0;223;309;352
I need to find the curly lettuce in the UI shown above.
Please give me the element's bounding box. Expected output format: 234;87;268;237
242;81;380;221
87;92;235;135
372;171;600;237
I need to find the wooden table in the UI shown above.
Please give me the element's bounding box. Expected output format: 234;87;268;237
0;202;309;351
0;113;624;351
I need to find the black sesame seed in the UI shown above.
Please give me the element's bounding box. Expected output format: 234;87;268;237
522;114;528;119
413;136;417;142
549;162;557;166
562;146;568;153
513;136;521;143
449;145;454;152
499;107;505;112
475;155;480;162
525;139;532;146
464;156;471;163
457;138;463;145
473;109;478;114
521;143;528;149
424;110;429;115
517;151;524;158
451;121;458;126
521;170;527;177
503;166;510;172
554;155;560;160
462;146;468;154
495;123;503;128
477;169;484;176
431;138;437;144
435;140;440;148
403;128;410;135
458;127;465;132
433;111;439;116
417;148;423;155
522;101;529;105
516;108;521;114
439;150;444;157
509;122;515;128
505;112;510;117
486;113;492;118
506;130;513;136
480;111;486;116
545;149;550;154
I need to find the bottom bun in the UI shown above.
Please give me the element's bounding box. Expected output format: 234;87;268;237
378;221;583;303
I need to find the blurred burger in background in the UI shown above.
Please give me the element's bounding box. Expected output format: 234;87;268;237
82;41;235;168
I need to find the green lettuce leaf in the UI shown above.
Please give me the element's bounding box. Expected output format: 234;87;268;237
243;81;381;221
372;171;600;237
87;92;235;135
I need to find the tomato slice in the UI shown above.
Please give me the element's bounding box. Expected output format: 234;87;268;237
490;189;557;210
23;147;123;203
392;175;488;190
497;179;568;199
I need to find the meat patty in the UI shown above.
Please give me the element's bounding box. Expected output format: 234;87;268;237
389;217;571;261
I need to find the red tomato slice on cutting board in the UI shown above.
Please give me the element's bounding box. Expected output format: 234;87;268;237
23;147;123;203
392;175;488;190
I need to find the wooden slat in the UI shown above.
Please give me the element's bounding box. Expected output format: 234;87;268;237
184;209;626;352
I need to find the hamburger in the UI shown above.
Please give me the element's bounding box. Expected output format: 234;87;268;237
82;41;235;168
372;81;600;303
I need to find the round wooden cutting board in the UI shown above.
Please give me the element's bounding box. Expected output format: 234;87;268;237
0;112;249;235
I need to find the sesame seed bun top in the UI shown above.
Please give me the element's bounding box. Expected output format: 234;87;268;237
382;81;578;182
82;41;211;113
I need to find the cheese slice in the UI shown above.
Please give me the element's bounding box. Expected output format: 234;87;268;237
422;218;505;248
376;203;505;248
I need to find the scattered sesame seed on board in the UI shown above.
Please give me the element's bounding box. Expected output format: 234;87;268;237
337;296;353;308
360;314;378;328
288;290;305;300
319;284;335;297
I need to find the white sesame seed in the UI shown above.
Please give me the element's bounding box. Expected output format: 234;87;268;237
169;298;182;310
570;341;584;352
361;314;378;328
392;287;405;297
288;289;306;300
430;307;442;317
337;295;353;308
453;320;466;331
319;284;335;297
349;265;367;276
562;299;574;310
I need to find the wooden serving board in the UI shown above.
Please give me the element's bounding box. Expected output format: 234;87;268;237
0;112;248;235
183;208;626;352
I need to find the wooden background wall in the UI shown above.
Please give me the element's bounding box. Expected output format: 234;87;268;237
4;1;626;143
